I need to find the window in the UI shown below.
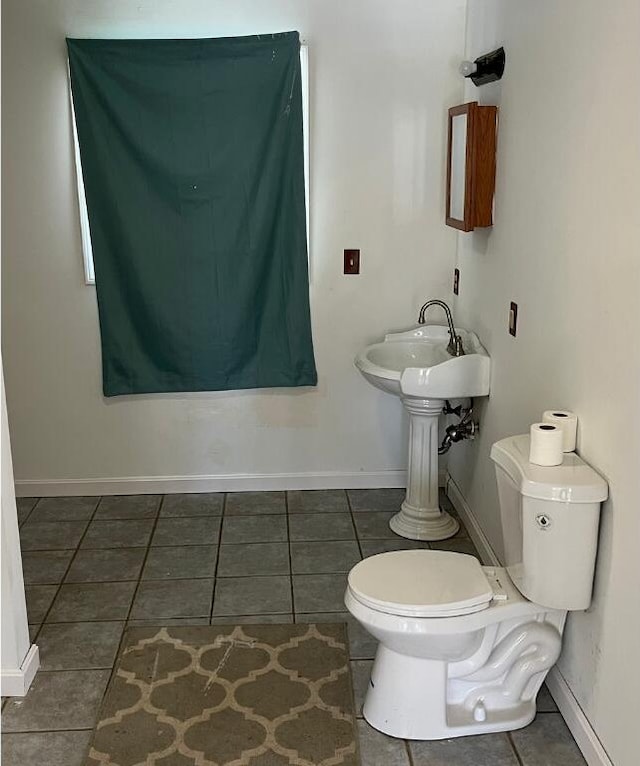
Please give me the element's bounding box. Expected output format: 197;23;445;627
70;43;310;286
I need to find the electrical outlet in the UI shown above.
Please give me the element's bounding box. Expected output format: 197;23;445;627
453;268;460;295
509;301;518;336
344;249;360;275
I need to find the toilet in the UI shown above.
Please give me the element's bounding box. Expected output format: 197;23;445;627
344;434;608;740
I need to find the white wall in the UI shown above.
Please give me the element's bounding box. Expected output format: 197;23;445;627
450;2;640;764
2;0;465;490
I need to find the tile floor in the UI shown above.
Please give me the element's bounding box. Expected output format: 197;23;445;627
3;489;586;765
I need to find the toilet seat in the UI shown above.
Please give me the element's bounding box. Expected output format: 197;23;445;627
348;550;494;618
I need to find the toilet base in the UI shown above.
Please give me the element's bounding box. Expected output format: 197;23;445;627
362;642;549;740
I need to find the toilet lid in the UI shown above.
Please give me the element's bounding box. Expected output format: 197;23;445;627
348;550;494;617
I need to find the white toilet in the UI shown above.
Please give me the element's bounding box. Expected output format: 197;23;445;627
345;434;608;740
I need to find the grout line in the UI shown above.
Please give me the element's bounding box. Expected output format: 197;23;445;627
23;535;385;552
29;605;349;626
36;664;121;673
93;495;106;516
3;726;96;733
26;569;353;588
29;499;102;643
41;615;211;626
284;492;296;621
209;493;226;623
95;495;166;709
18;497;41;528
345;490;365;561
507;731;525;765
118;496;164;627
404;738;416;766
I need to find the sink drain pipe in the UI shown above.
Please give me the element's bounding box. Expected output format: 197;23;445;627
438;398;479;455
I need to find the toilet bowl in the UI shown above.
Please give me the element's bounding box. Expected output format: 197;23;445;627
345;434;608;740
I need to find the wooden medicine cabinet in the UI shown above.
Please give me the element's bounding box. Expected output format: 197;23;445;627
446;102;497;232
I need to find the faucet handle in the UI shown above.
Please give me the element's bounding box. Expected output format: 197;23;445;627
447;332;465;357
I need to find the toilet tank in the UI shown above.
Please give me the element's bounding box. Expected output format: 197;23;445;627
490;435;608;611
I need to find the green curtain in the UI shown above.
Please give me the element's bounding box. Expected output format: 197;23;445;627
67;32;316;396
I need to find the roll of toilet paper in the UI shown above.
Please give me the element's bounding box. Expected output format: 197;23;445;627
529;423;564;466
542;410;578;452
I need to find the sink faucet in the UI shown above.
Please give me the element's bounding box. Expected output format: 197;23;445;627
418;299;465;357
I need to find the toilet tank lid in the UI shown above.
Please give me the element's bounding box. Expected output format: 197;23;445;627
490;435;608;503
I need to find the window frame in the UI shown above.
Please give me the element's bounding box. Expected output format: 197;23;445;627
70;43;311;286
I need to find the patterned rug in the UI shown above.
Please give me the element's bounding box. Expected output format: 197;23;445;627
86;624;359;766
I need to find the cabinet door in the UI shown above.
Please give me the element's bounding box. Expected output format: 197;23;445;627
446;102;497;232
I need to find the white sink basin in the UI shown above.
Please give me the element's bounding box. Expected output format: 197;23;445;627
355;325;490;400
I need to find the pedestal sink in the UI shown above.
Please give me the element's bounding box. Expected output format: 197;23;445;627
355;324;490;540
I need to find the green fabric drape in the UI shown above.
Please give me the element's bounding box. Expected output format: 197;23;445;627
67;32;316;396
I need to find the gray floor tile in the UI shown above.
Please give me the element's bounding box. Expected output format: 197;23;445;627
25;585;57;623
288;490;349;513
225;491;286;515
410;732;519;765
510;713;586;765
289;513;355;541
29;623;40;641
19;520;88;551
537;683;558;713
357;720;410;765
22;550;73;584
2;669;110;731
429;537;478;556
213;575;292;616
293;573;348;612
143;545;217;579
81;519;154;549
290;540;361;573
37;621;124;670
151;517;221;546
353;512;397;539
127;617;210;627
1;730;93;766
210;614;294;625
16;497;39;525
217;543;289;577
350;659;373;716
160;493;224;517
130;579;214;619
29;496;99;522
95;494;161;520
347;489;405;512
65;548;146;583
360;539;428;557
296;611;377;659
221;514;287;544
48;582;136;622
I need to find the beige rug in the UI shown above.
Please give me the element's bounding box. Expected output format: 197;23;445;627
86;624;359;766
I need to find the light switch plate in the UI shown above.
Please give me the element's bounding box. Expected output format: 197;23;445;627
344;249;360;275
509;301;518;336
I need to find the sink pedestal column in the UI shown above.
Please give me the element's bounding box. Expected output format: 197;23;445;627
389;397;459;541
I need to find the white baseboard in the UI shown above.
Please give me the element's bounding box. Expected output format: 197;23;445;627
444;473;499;566
546;666;613;766
1;644;40;697
445;472;612;766
15;470;416;497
